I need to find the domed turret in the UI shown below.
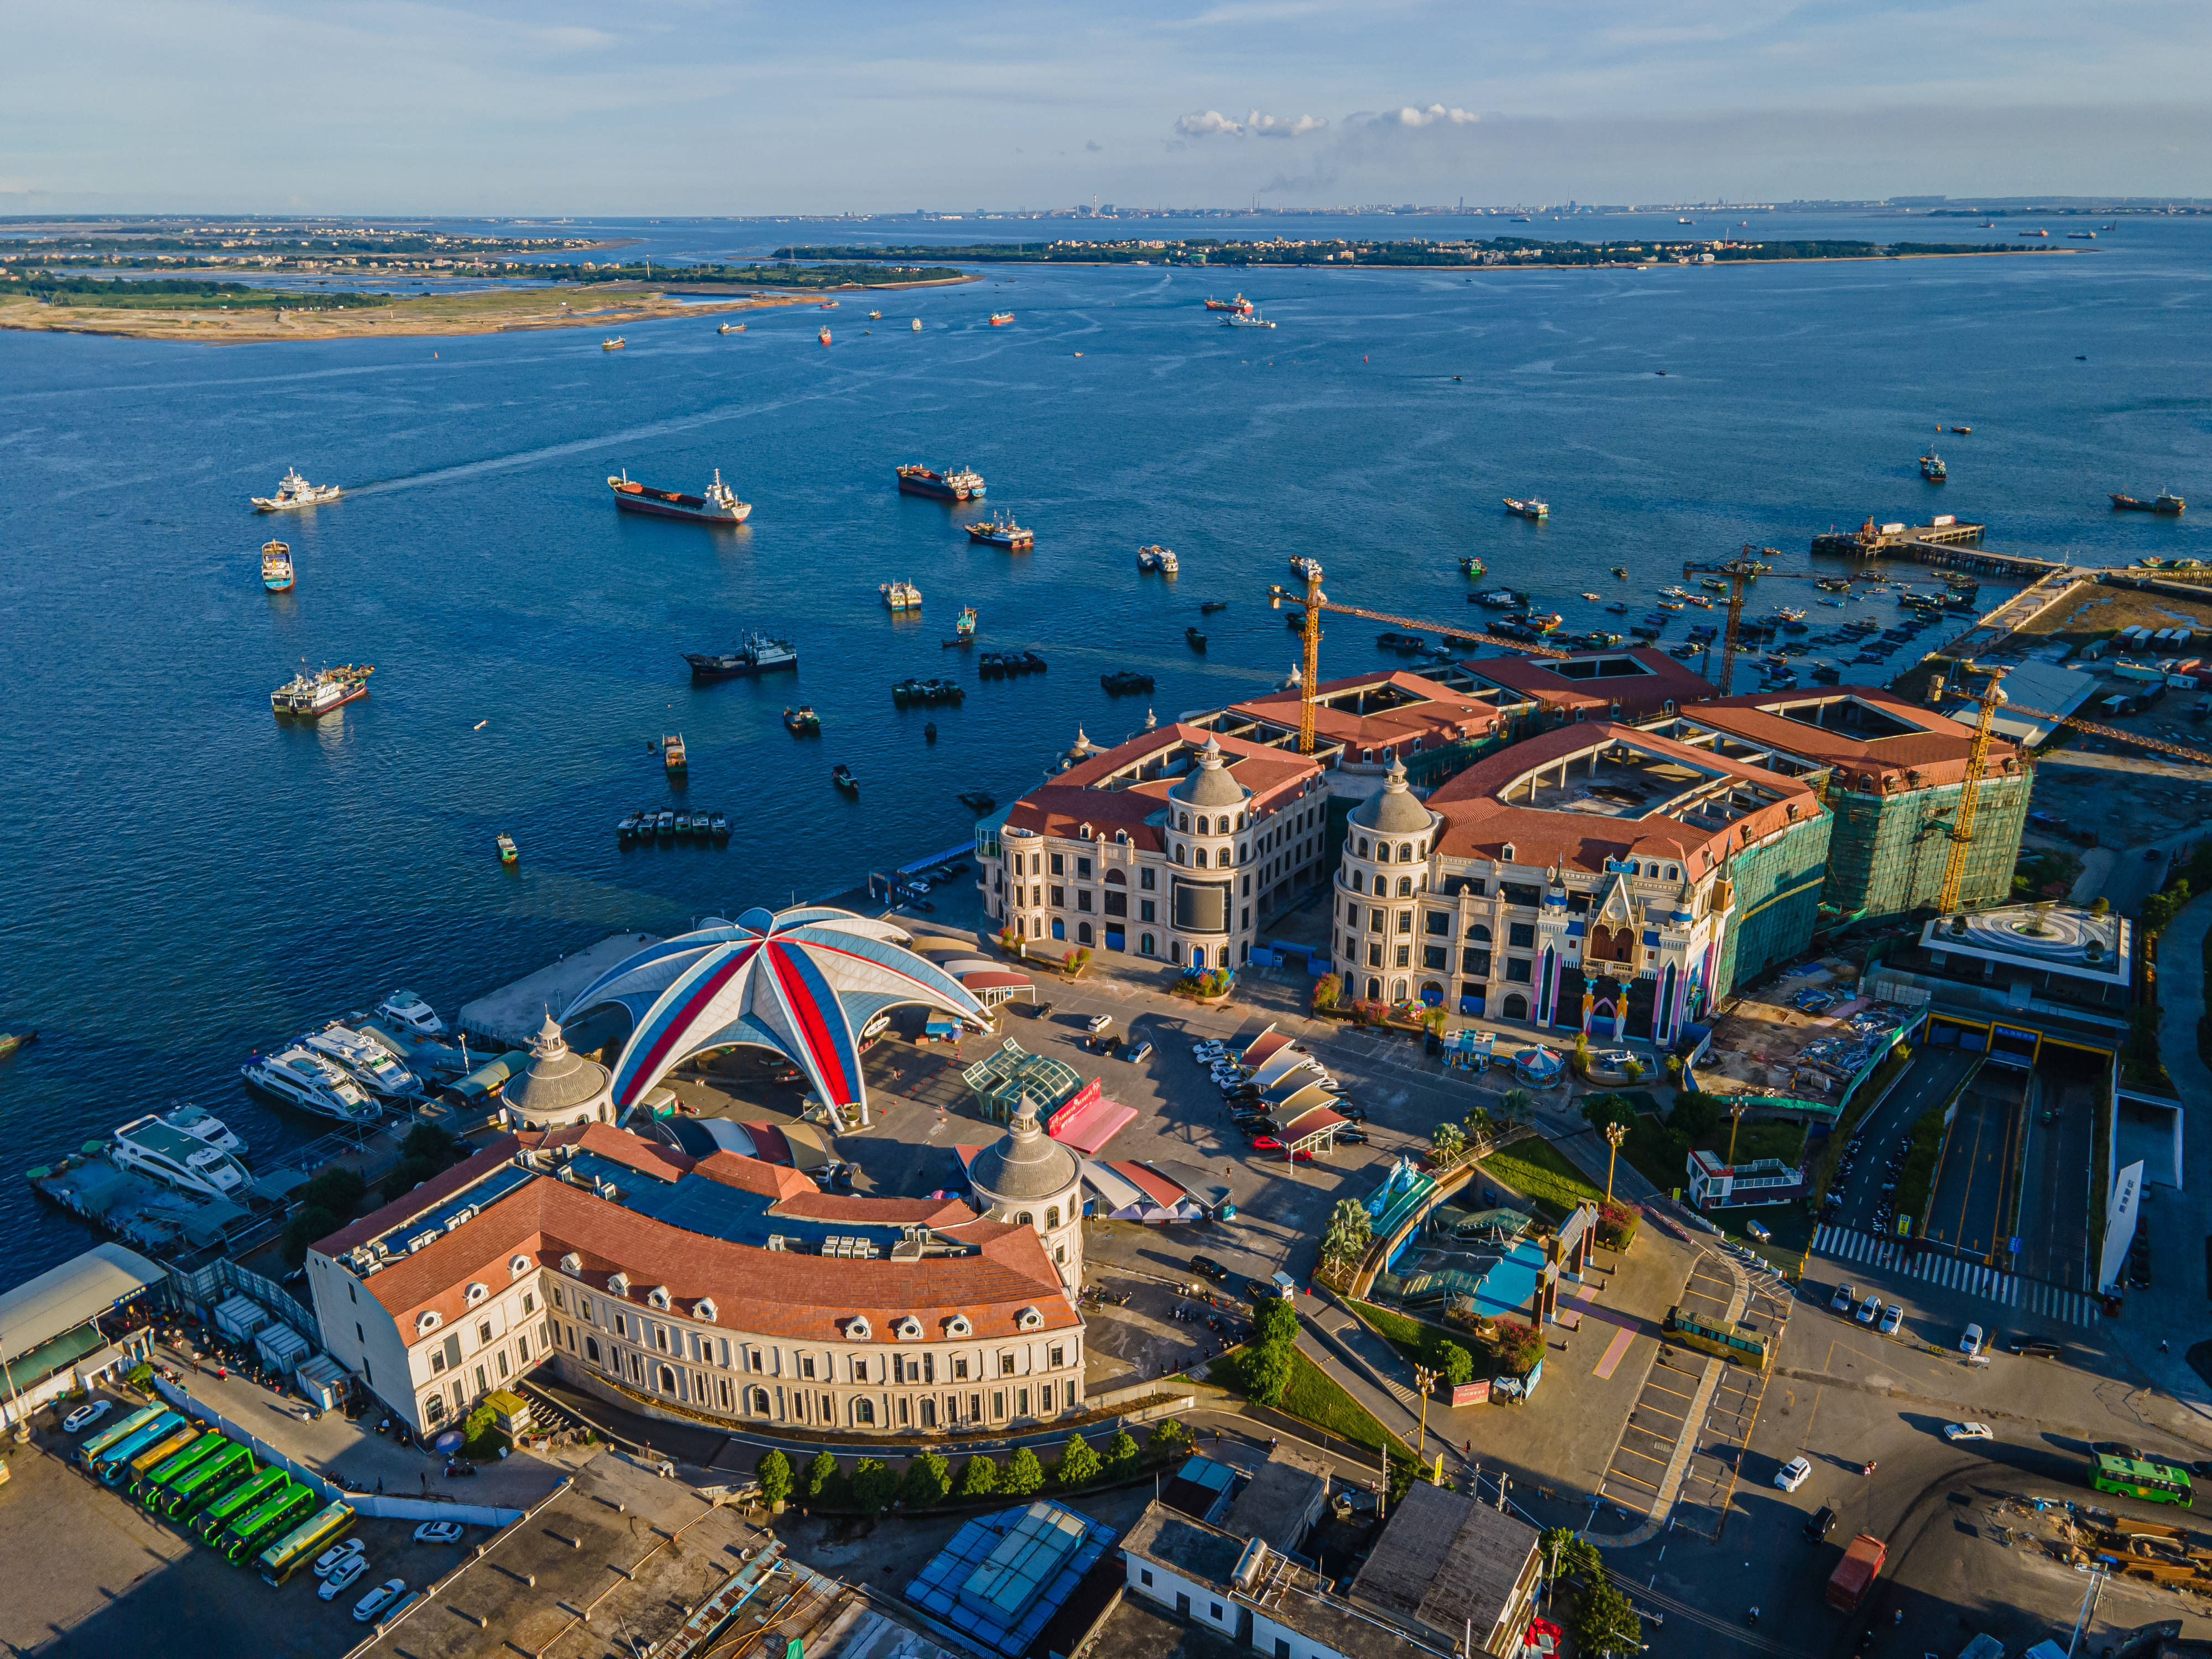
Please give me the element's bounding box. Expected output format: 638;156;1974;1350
1170;734;1247;811
967;1094;1083;1282
503;1013;613;1129
1349;757;1436;836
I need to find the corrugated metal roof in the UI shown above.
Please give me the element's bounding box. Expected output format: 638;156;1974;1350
0;1243;166;1363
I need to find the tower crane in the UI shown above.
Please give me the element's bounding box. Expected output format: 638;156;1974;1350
1935;661;2010;915
1266;560;1567;754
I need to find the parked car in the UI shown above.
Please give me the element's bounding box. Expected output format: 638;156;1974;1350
320;1554;371;1600
1830;1284;1855;1314
1942;1422;1992;1444
413;1521;466;1546
60;1400;112;1434
2091;1441;2144;1462
1337;1129;1369;1145
1804;1505;1837;1543
1334;1103;1368;1123
1032;1001;1055;1019
1087;1013;1114;1033
1774;1455;1812;1492
1856;1295;1882;1326
1878;1305;1905;1335
314;1537;367;1578
1249;1135;1284;1151
1125;1041;1154;1065
353;1579;408;1623
1191;1255;1230;1282
1960;1323;1985;1355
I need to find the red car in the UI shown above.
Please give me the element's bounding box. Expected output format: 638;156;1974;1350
1249;1135;1283;1151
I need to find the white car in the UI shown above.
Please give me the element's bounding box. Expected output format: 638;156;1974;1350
320;1554;371;1600
61;1400;112;1434
1774;1455;1813;1491
1878;1305;1905;1335
413;1520;466;1545
314;1537;367;1578
1856;1295;1882;1326
1960;1323;1984;1355
1943;1422;1992;1444
1087;1014;1113;1033
353;1578;407;1623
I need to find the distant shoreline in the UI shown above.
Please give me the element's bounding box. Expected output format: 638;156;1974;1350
916;247;2079;272
0;272;979;346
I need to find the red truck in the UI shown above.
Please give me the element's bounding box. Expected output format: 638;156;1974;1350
1826;1533;1886;1613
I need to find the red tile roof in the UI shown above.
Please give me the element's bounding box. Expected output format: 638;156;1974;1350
1680;687;2022;790
1230;671;1505;750
1003;722;1322;847
1427;722;1821;876
1463;649;1716;718
315;1126;1076;1345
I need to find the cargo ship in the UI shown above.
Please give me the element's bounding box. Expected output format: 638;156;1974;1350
1204;294;1255;314
896;464;987;501
602;336;625;351
1225;311;1276;329
1919;451;1947;482
988;312;1013;326
967;512;1034;550
260;541;294;592
818;326;832;346
608;468;752;525
684;632;797;680
271;663;372;719
2111;492;2186;515
1503;497;1549;520
251;468;341;512
717;321;745;334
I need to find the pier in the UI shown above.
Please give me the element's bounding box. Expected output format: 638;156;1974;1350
1810;514;2065;578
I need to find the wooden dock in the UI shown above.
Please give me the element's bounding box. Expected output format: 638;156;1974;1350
1810;514;2065;578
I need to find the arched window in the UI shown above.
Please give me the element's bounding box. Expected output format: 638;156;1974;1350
749;1386;770;1415
1192;847;1206;868
1376;842;1390;863
854;1397;875;1426
1419;840;1427;857
1667;865;1680;880
425;1394;447;1426
1399;843;1413;861
1391;978;1408;1000
1173;845;1186;864
1397;877;1413;897
1467;922;1492;942
1503;993;1530;1020
1179;813;1190;831
1117;830;1129;844
1366;976;1381;999
1358;837;1370;857
656;1364;676;1394
1016;1212;1034;1225
1197;816;1210;835
586;1336;602;1364
1046;1206;1061;1229
1105;868;1126;885
1140;932;1156;955
1350;870;1364;892
1077;922;1093;945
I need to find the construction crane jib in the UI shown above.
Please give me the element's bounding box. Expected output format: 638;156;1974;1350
1937;661;2010;917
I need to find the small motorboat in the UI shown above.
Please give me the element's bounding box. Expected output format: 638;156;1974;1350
0;1031;36;1060
1611;566;1628;578
1606;602;1630;614
958;790;998;811
924;722;938;743
497;833;518;865
1580;592;1601;601
783;705;821;735
602;337;625;351
1186;626;1208;651
618;811;642;839
1460;556;1486;577
1199;600;1228;613
717;321;746;334
709;812;732;839
832;764;859;795
868;310;883;320
818;326;832;346
911;318;922;331
1949;425;1970;434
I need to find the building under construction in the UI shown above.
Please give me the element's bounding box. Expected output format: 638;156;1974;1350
1651;687;2030;926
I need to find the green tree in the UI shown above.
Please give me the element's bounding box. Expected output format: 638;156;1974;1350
957;1454;1000;1499
1572;1581;1641;1656
851;1458;898;1514
1463;1104;1495;1140
901;1451;951;1508
1055;1435;1102;1487
1146;1418;1192;1459
1431;1121;1468;1161
757;1449;793;1509
281;1206;342;1266
1581;1093;1635;1134
1312;975;1342;1014
1437;1341;1474;1387
1103;1429;1140;1478
805;1449;838;1501
1251;1295;1298;1350
299;1166;367;1217
1539;1527;1604;1589
1320;1198;1373;1272
1246;1343;1293;1406
1003;1447;1045;1496
1501;1087;1535;1120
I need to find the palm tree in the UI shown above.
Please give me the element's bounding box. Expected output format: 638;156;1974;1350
1503;1087;1535;1122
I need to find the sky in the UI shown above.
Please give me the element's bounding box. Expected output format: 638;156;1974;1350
2;0;2208;214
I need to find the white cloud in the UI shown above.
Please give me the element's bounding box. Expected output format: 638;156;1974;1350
1176;109;1245;136
1249;111;1328;138
529;25;617;52
1394;103;1477;127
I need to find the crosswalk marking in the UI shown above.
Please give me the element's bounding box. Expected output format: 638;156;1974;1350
1808;1224;2099;1327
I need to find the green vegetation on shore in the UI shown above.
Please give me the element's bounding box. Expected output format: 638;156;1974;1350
538;259;967;290
9;274;388;310
778;235;2052;270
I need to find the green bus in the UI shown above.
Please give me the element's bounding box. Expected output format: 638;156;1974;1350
108;1424;199;1488
133;1431;226;1507
2091;1454;2193;1507
194;1466;289;1542
257;1501;354;1587
163;1443;254;1519
220;1483;317;1564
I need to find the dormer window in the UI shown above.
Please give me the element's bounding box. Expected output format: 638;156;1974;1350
559;1251;582;1275
416;1311;442;1335
1017;1306;1044;1331
844;1316;873;1341
508;1254;531;1279
606;1271;629;1297
895;1316;924;1340
646;1285;671;1311
946;1314;973;1337
694;1298;717;1323
1501;843;1516;863
464;1281;488;1306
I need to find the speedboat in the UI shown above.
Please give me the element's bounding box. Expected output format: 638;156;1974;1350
373;990;445;1037
111;1115;253;1200
158;1102;246;1157
304;1022;420;1099
240;1046;379;1123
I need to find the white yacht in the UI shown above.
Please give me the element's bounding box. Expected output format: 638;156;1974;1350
112;1115;254;1201
251;468;343;512
158;1103;246;1158
241;1045;379;1123
304;1022;420;1099
373;990;446;1037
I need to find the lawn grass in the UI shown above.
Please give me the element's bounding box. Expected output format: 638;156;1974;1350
1478;1136;1606;1219
1207;1347;1396;1455
1693;1121;1807;1168
1348;1300;1498;1380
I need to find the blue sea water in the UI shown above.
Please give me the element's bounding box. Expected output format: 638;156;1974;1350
1;211;2206;1276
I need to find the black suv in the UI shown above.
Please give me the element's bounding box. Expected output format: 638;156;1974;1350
1191;1255;1230;1282
1804;1505;1836;1543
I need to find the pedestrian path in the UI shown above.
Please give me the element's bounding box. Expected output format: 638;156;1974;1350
1812;1224;2101;1326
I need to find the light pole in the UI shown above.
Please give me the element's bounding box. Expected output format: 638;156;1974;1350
1726;1102;1750;1168
1603;1122;1627;1203
1412;1363;1440;1468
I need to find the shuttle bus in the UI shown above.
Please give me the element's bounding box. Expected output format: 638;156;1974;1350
107;1423;199;1487
163;1443;254;1519
257;1501;354;1587
133;1431;225;1507
194;1467;289;1542
76;1404;165;1467
87;1411;182;1479
220;1482;317;1564
2091;1454;2193;1507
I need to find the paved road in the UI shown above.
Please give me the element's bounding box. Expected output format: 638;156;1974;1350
1923;1062;2022;1262
2009;1046;2099;1292
1825;1048;1978;1239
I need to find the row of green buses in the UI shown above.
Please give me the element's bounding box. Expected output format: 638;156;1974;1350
2091;1454;2194;1507
74;1401;354;1580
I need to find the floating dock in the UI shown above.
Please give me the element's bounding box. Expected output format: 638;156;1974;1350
1810;516;2065;578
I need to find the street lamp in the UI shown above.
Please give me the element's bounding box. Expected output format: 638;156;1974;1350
1602;1122;1627;1203
1412;1363;1441;1467
1726;1101;1750;1167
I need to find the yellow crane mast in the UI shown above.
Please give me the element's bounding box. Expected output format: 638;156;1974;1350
1936;661;2009;916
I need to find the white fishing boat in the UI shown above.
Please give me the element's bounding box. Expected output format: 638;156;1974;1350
251;469;342;512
